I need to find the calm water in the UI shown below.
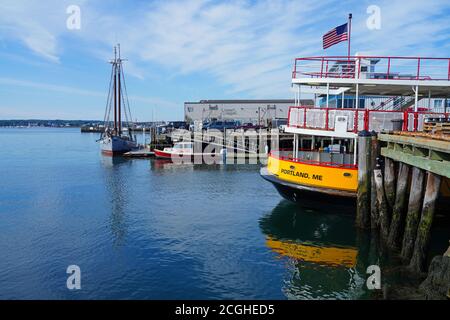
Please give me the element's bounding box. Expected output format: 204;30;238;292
0;128;447;300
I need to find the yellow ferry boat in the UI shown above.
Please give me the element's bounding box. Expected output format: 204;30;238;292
261;55;450;204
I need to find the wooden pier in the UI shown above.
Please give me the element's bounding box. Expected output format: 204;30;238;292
357;131;449;275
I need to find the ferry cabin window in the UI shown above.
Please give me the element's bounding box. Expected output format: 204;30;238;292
319;96;366;109
296;138;351;154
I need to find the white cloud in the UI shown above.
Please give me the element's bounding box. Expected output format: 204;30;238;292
352;0;450;57
0;76;103;96
0;76;177;108
0;1;67;62
120;0;328;96
79;0;450;97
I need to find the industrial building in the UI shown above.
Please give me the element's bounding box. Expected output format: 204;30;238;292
184;99;314;125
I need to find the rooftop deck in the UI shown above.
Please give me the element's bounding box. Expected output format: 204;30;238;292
292;56;450;97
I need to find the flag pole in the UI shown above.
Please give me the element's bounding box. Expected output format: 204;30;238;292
348;13;352;58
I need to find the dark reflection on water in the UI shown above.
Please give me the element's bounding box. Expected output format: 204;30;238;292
101;157;131;248
259;201;368;299
259;200;449;300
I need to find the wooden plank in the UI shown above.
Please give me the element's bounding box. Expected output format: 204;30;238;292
387;163;410;249
374;169;390;240
393;131;450;143
381;147;450;178
379;133;450;153
384;157;396;210
409;172;441;273
370;134;380;229
401;167;425;261
356;133;372;229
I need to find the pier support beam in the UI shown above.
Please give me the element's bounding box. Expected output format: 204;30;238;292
356;131;372;229
370;133;380;229
409;172;441;273
374;168;390;240
401;167;425;261
384;158;396;211
387;163;410;249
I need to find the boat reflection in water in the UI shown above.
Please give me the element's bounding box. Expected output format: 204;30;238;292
100;156;130;247
259;201;368;300
150;159;257;173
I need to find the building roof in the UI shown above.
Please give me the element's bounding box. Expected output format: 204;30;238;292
185;99;313;104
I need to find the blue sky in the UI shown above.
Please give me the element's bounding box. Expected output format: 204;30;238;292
1;0;449;121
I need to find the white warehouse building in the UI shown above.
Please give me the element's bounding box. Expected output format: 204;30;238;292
184;99;314;124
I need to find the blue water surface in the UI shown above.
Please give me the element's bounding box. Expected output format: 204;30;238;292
0;128;446;299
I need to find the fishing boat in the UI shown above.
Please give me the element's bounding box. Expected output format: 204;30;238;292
154;142;197;159
99;44;137;155
261;55;450;204
154;141;223;161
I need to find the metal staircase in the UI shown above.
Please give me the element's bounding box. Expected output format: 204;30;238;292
373;96;415;111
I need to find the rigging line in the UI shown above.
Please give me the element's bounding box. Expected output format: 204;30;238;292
117;64;129;128
106;64;116;128
106;65;115;122
103;67;113;125
107;74;114;129
121;64;132;127
120;63;134;126
120;65;132;131
121;82;129;126
102;64;115;137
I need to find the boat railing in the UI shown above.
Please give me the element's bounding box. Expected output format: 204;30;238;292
270;150;357;169
288;106;450;133
292;56;450;81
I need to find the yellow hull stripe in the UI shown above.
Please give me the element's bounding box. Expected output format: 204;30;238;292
267;155;358;192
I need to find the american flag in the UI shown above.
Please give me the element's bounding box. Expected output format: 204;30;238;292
323;23;348;49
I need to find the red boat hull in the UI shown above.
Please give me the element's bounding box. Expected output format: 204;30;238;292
153;149;173;159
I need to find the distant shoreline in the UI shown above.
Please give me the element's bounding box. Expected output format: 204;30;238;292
0;119;164;128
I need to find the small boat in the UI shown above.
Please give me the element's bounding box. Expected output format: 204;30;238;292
99;44;137;156
154;142;194;159
154;142;222;162
123;148;155;158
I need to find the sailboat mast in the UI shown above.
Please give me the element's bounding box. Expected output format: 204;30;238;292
113;46;118;135
118;44;122;135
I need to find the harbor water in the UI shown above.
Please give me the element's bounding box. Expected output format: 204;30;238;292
0;128;448;299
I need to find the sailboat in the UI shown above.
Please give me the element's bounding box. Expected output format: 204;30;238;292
99;44;137;155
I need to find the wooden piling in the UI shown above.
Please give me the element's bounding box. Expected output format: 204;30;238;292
387;163;410;249
374;168;390;240
356;131;372;229
384;157;396;211
409;172;442;273
370;133;380;229
401;167;425;261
